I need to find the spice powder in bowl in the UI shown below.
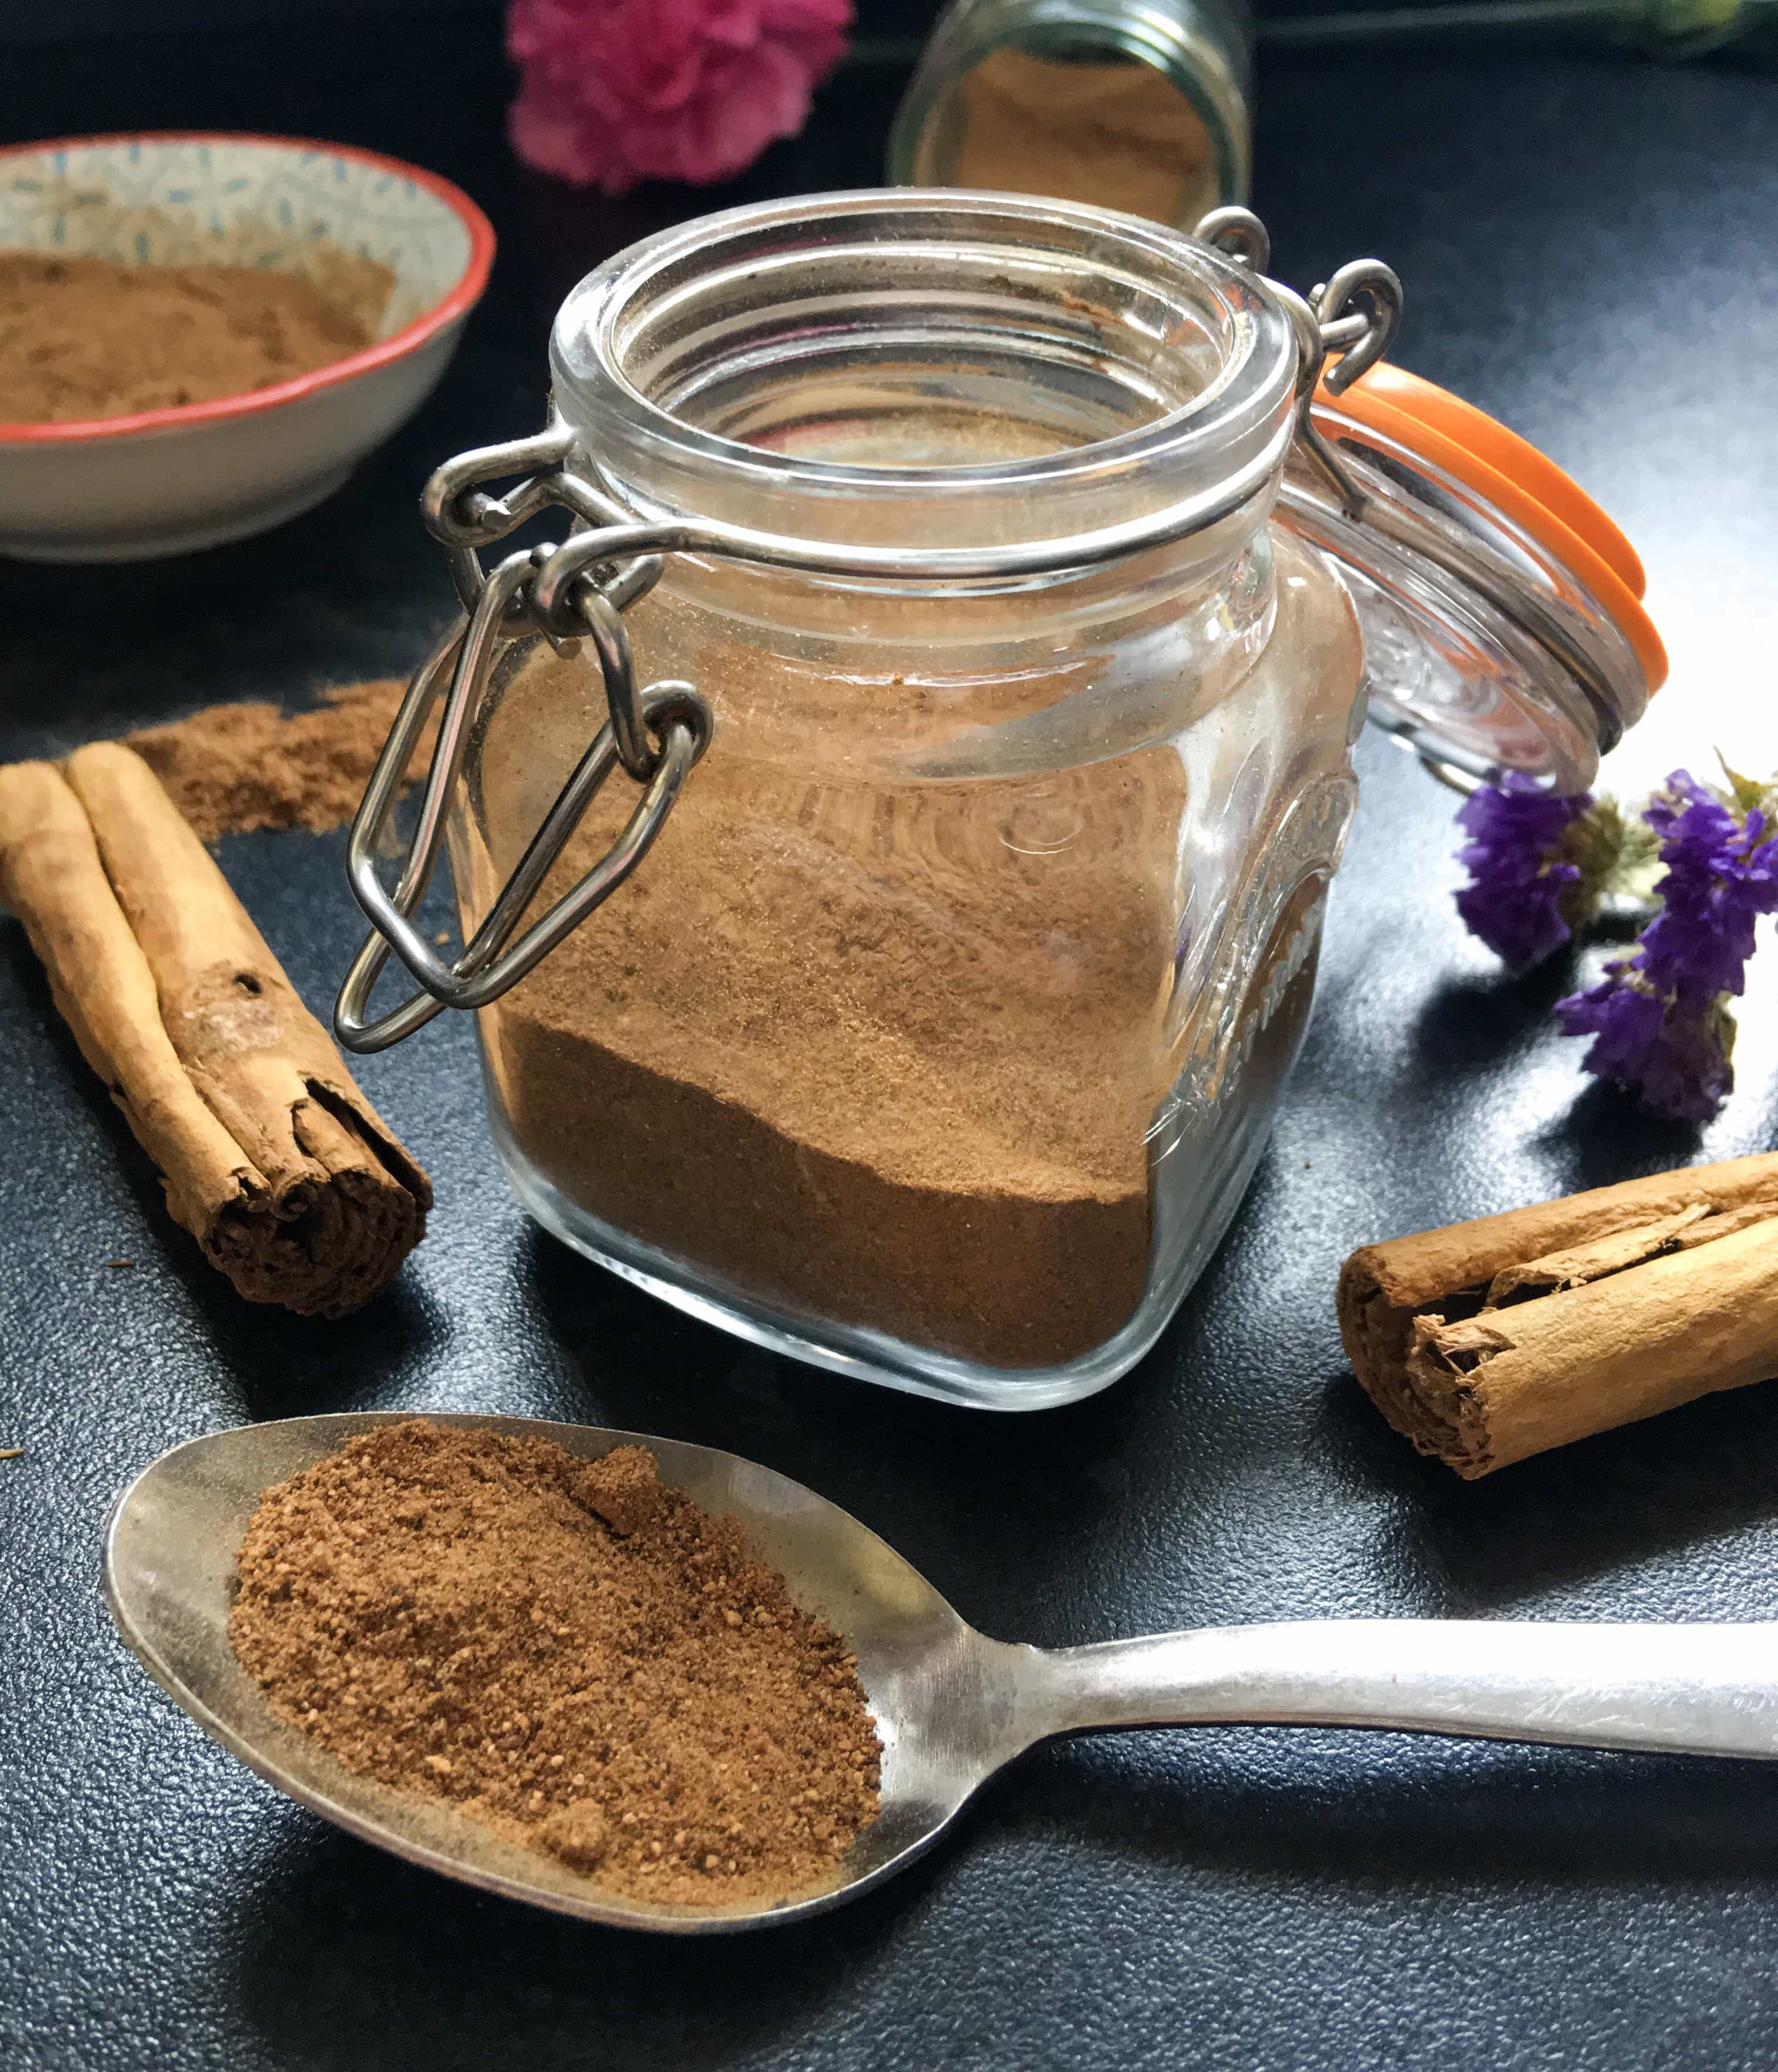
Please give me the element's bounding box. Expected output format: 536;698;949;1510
0;250;391;423
229;1421;881;1906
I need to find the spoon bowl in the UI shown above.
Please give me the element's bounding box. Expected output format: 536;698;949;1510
105;1412;1778;1933
103;1411;1029;1931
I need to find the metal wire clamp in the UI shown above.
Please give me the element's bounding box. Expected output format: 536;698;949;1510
335;474;711;1052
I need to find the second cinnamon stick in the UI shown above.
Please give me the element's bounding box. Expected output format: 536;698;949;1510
1338;1155;1778;1476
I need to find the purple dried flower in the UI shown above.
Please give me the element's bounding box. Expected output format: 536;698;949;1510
1553;768;1778;1121
1453;773;1590;969
1635;774;1778;1004
1553;967;1734;1124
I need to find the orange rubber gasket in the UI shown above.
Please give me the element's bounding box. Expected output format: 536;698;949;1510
1312;377;1667;695
1341;363;1646;599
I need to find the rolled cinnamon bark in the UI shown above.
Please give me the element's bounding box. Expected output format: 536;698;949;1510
1338;1155;1778;1476
0;744;429;1315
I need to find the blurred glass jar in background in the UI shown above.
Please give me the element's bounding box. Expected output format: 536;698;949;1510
884;0;1778;235
888;0;1252;229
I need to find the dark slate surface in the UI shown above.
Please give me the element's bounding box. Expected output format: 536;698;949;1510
5;36;1778;2072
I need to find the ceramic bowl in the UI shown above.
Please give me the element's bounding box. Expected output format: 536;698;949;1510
0;132;495;562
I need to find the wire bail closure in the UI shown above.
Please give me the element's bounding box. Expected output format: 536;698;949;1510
334;477;711;1054
333;209;1408;1054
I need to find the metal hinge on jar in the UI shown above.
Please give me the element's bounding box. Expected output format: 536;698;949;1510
1194;204;1404;526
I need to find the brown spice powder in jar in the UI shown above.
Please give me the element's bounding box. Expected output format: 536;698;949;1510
229;1420;881;1907
0;251;389;423
474;633;1182;1370
947;49;1216;229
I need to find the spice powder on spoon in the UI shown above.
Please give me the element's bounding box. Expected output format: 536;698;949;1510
229;1420;881;1904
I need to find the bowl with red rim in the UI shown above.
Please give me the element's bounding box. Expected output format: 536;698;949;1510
0;132;495;563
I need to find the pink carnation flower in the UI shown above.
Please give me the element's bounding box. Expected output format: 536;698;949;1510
507;0;853;195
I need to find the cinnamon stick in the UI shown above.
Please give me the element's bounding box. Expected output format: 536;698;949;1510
0;743;429;1315
1338;1154;1778;1475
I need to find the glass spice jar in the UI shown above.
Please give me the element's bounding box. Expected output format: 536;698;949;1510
336;192;1662;1410
887;0;1253;232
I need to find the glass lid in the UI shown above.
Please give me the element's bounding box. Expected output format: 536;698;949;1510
1276;360;1665;797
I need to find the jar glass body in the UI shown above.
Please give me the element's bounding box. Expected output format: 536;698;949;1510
888;0;1252;231
449;195;1363;1408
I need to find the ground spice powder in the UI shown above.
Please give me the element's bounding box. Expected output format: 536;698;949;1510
948;50;1216;228
477;634;1175;1368
125;680;418;841
0;252;385;423
229;1420;881;1906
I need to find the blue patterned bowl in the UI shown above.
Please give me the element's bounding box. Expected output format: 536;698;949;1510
0;132;496;561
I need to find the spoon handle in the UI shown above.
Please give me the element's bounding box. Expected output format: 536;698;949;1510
1021;1620;1778;1760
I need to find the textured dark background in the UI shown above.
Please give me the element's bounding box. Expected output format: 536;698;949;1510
5;23;1778;2072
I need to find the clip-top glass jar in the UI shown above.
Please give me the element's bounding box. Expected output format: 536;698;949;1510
336;192;1661;1409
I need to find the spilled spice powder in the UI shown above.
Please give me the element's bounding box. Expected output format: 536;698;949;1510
229;1420;881;1906
0;251;387;423
125;679;426;841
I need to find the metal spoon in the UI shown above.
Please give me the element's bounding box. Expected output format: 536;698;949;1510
105;1411;1778;1935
